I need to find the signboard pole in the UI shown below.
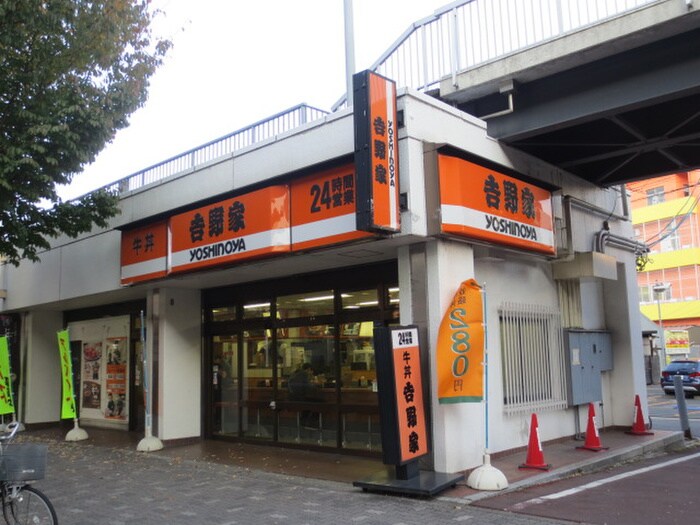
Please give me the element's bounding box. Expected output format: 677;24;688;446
137;310;163;452
353;325;462;496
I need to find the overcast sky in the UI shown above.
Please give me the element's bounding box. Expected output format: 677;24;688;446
59;0;451;200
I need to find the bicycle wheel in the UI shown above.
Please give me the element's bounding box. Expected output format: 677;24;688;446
6;486;57;525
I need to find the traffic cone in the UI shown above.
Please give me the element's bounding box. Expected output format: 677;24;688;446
626;394;653;436
577;403;609;452
519;413;551;470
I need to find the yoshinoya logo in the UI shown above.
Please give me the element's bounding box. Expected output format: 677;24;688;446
485;215;537;241
189;238;246;262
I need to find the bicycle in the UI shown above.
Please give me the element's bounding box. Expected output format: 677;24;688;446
0;422;57;525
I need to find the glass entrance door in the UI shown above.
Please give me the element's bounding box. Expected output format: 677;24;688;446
211;335;239;436
241;328;275;441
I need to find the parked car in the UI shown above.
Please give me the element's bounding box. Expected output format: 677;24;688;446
660;359;700;397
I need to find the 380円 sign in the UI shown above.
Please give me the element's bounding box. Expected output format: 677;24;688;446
436;279;484;404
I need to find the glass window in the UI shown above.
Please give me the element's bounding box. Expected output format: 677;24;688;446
342;289;379;311
211;307;237;322
646;187;665;205
242;301;271;319
277;324;337;446
659;219;680;251
639;286;651;303
277;291;334;319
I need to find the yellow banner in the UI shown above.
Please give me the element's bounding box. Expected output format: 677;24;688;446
57;330;77;419
0;337;15;415
437;279;484;404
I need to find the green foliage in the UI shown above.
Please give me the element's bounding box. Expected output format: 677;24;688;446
0;0;171;265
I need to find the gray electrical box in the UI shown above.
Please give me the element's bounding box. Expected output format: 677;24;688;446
564;330;613;406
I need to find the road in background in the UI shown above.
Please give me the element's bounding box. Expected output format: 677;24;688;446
475;446;700;525
647;383;700;436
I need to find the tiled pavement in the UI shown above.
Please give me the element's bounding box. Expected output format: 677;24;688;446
15;424;690;525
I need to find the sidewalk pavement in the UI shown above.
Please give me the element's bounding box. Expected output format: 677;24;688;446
23;423;689;504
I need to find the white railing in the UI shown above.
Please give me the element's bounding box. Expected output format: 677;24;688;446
99;0;657;196
104;103;328;195
333;0;658;110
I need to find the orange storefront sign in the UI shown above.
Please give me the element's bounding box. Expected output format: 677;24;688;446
354;70;400;233
120;221;168;284
170;185;291;274
437;279;484;404
290;164;374;251
390;327;428;463
439;155;555;255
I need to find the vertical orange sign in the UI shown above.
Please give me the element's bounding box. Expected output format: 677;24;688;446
120;221;168;284
439;154;555;255
436;279;484;404
391;327;428;463
354;70;401;233
290;164;374;251
169;185;291;274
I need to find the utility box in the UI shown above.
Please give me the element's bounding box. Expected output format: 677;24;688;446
564;330;613;406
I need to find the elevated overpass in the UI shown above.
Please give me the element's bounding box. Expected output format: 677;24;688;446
366;0;700;187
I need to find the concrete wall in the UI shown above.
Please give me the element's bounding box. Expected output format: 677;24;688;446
21;311;63;424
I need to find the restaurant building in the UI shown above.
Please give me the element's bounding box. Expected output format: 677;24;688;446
0;79;647;474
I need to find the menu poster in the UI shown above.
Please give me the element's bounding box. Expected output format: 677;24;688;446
105;337;127;419
81;341;102;409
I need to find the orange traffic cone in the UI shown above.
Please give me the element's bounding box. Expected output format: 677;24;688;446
577;403;609;452
519;413;551;470
626;394;653;436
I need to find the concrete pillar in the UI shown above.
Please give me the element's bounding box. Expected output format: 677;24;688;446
602;260;647;426
21;311;63;424
403;238;480;473
152;288;202;441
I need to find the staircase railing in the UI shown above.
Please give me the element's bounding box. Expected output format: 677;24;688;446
332;0;659;110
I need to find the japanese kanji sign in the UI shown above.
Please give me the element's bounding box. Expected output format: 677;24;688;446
438;154;555;255
290;163;374;251
169;185;291;274
0;337;15;415
354;70;401;234
57;329;76;419
391;327;428;463
436;279;484;404
120;221;168;285
375;326;428;466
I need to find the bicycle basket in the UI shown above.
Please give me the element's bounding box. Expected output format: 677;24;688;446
0;444;47;481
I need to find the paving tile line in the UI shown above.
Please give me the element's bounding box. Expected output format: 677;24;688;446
439;431;691;505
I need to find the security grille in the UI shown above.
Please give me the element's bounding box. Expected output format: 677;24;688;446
499;302;567;415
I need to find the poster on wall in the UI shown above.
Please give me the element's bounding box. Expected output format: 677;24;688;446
81;341;102;410
70;316;130;428
105;337;127;420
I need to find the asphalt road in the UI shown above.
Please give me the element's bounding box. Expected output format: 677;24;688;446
647;383;700;437
475;445;700;525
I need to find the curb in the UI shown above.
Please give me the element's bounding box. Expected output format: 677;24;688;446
443;431;686;504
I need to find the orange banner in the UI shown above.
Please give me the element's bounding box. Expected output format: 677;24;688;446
437;279;484;404
169;185;291;274
439;155;555;255
290;164;373;251
120;221;168;284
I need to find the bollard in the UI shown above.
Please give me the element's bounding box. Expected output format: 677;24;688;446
673;375;693;439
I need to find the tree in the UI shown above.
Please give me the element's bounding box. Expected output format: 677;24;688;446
0;0;171;265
